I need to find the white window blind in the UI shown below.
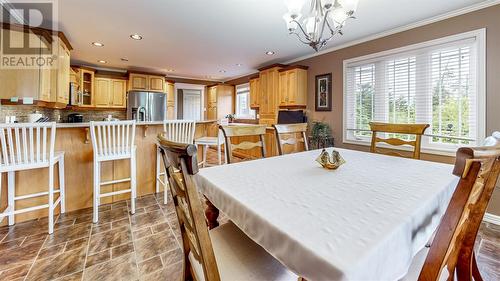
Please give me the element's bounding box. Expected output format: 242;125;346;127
344;30;485;153
236;83;255;119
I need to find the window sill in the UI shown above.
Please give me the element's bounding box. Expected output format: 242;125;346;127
342;139;459;158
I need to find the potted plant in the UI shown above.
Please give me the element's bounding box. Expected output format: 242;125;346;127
225;114;235;123
310;121;333;149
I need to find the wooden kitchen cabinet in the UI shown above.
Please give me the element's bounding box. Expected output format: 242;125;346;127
111;80;126;107
149;76;165;92
94;77;127;108
128;72;166;92
278;66;307;108
258;65;283;126
56;39;71;104
249;77;260;109
206;84;234;120
79;68;95;107
166;81;176;119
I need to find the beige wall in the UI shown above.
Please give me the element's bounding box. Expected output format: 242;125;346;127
228;5;500;216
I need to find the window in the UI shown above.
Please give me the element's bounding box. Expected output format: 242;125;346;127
344;30;485;154
235;83;255;119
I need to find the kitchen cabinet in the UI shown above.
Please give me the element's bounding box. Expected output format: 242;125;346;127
249;77;260;109
56;39;71;104
128;73;166;92
94;77;127;108
129;73;148;90
111;80;126;107
206;84;234;120
0;27;72;106
258;65;282;126
79;68;95;107
149;76;165;92
166;81;176;119
278;66;307;108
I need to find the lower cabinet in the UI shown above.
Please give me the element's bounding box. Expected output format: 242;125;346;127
94;77;127;108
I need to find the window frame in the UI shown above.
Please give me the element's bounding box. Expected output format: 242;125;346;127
235;83;255;119
342;29;486;156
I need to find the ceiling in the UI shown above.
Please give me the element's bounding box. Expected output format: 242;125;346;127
54;0;490;81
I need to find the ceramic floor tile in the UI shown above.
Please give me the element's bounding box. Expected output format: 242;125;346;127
0;263;31;280
55;271;83;281
26;247;86;281
83;253;138;281
138;256;163;275
88;227;132;254
111;242;134;259
130;210;165;230
139;261;182;281
160;248;183;267
134;230;178;262
85;249;111;268
64;237;89;252
0;239;44;271
133;227;153;240
44;225;91;247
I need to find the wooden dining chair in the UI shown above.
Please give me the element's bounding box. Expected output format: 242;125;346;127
157;135;297;281
402;136;500;281
219;125;267;164
369;122;430;159
272;123;309;156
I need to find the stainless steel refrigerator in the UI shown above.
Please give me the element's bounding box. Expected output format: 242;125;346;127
126;91;166;121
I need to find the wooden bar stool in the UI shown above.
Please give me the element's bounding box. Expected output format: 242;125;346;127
0;122;65;234
155;120;195;204
90;120;136;223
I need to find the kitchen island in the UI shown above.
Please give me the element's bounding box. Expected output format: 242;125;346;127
0;120;218;225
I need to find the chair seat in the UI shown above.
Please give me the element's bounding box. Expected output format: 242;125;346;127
189;222;297;281
195;137;219;146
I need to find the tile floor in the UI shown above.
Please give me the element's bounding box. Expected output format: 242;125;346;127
0;148;499;281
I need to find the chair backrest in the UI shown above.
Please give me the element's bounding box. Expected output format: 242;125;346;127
272;123;309;156
418;136;500;281
163;120;196;144
369;122;429;159
219;125;267;164
0;122;57;171
90;120;136;159
157;135;221;281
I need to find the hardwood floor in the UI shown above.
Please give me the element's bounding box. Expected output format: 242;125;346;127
0;148;498;281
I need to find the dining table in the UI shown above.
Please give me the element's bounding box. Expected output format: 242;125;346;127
194;148;459;281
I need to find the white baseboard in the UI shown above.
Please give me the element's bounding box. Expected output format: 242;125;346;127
484;213;500;225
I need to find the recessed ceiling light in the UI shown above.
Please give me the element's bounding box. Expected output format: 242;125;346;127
91;42;104;47
266;51;275;55
120;58;129;62
130;34;143;40
236;63;243;67
219;70;226;73
97;60;107;64
167;69;175;72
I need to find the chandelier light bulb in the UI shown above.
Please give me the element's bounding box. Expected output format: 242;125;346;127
283;0;358;51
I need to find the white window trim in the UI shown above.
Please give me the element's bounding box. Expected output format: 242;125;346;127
235;83;255;119
174;83;206;121
342;29;486;157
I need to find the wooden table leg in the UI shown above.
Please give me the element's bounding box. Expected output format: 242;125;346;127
204;196;219;229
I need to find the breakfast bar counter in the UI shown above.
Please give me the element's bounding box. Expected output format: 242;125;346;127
0;120;218;225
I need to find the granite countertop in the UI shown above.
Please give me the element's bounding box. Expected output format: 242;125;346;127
56;119;217;128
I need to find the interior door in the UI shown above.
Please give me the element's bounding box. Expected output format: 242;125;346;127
183;90;202;120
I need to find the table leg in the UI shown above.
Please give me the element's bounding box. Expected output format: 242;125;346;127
204;196;219;229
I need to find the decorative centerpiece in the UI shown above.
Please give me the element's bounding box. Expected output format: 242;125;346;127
316;148;346;170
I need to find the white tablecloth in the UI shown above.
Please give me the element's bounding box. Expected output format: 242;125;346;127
195;148;459;281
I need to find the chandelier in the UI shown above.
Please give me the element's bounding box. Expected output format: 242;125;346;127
283;0;359;51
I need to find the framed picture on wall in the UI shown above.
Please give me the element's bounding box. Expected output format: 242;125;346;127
315;73;332;111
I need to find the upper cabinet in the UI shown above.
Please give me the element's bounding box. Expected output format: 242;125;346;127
128;72;166;92
278;66;308;108
0;26;72;106
258;65;283;126
94;77;127;108
249;77;260;109
79;68;95;107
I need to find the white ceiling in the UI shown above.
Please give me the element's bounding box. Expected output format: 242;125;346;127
55;0;490;81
